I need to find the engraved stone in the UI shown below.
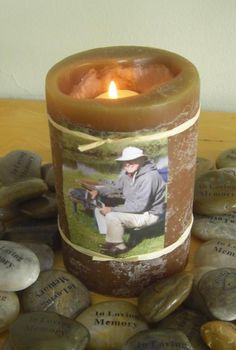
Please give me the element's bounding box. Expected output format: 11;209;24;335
194;238;236;269
122;329;193;350
201;321;236;350
192;214;236;241
0;291;20;333
19;192;57;219
3;217;60;250
197;267;236;321
218;167;236;177
194;170;236;215
0;150;41;185
0;240;40;291
76;301;148;350
20;241;54;271
21;269;90;318
0;178;48;207
216;148;236;169
9;311;89;350
195;157;214;179
138;271;193;323
158;307;209;350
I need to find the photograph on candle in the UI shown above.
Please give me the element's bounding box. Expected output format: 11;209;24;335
61;128;168;259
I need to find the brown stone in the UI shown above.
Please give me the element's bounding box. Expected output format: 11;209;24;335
201;321;236;350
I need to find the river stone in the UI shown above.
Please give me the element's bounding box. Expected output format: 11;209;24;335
192;214;236;241
122;329;193;350
0;240;40;291
3;217;60;250
41;163;55;191
216;148;236;169
158;307;209;350
197;267;236;320
0;178;48;207
201;321;236;350
194;170;236;215
19;192;57;219
21;269;90;318
0;150;41;185
0;206;19;223
76;301;148;350
194;238;236;269
0;291;20;333
9;311;89;350
195;157;214;178
20;241;54;271
218;167;236;177
138;271;193;323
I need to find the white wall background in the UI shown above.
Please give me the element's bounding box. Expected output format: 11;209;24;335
0;0;235;112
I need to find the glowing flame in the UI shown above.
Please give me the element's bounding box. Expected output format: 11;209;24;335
108;80;118;99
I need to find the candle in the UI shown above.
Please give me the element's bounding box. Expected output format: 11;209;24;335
46;46;200;297
96;80;139;99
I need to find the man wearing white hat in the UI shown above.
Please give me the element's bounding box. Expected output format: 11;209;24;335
90;146;166;256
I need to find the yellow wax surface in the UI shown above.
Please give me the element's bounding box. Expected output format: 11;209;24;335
96;89;139;99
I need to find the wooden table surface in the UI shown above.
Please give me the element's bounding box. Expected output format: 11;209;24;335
0;99;235;347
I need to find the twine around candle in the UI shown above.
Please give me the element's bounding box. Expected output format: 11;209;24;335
48;107;200;152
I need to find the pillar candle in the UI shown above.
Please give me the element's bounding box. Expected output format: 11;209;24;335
46;46;200;297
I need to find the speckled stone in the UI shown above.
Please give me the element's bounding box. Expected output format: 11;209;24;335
194;170;236;215
0;240;40;291
194;238;236;269
0;178;48;207
21;269;90;318
201;321;236;350
19;192;57;219
216;148;236;169
0;150;42;185
20;241;54;271
3;217;60;250
195;157;214;178
197;267;236;321
192;214;236;241
138;271;193;323
9;311;89;350
122;329;193;350
76;301;148;350
0;291;20;333
158;307;209;350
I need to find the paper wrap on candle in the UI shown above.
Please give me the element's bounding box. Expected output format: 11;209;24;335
46;46;200;297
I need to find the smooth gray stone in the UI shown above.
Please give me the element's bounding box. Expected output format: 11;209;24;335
158;307;209;350
138;272;193;323
122;329;193;350
194;170;236;215
0;291;20;333
218;167;236;177
0;240;40;291
21;270;90;318
41;163;55;191
0;178;48;207
216;148;236;169
195;157;214;178
197;267;236;321
19;192;57;219
3;217;61;250
194;238;236;269
76;301;148;350
9;311;89;350
192;214;236;241
20;241;54;271
0;150;41;185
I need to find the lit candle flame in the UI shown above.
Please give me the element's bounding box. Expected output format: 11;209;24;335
108;80;118;99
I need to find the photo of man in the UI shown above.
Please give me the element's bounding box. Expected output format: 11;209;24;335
90;146;166;256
